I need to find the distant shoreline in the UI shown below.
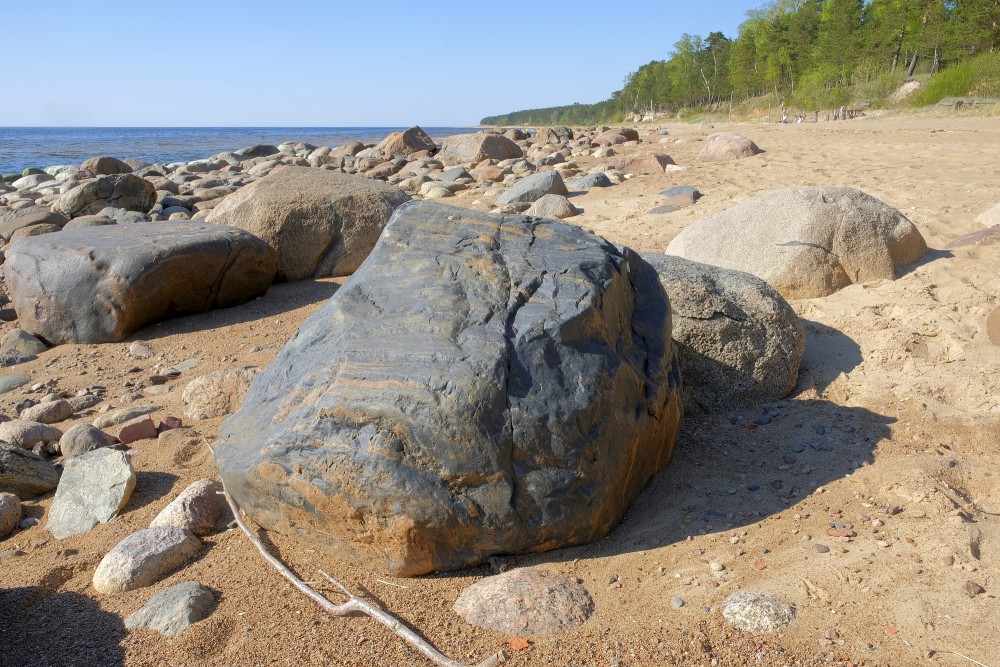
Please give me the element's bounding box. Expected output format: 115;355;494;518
0;126;479;175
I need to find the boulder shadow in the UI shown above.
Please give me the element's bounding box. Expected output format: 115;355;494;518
522;398;894;565
0;587;126;667
126;278;341;342
795;318;863;396
896;247;953;278
122;470;180;515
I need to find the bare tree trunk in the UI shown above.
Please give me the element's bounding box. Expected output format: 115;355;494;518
891;26;906;72
907;52;919;77
932;45;941;73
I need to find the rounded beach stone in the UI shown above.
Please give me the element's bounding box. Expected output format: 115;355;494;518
695;133;762;162
453;568;594;635
721;589;796;633
19;399;74;425
526;194;579;220
665;186;927;299
182;367;258;420
93;526;201;593
150;479;226;536
0;491;22;537
59;423;118;458
641;254;806;413
0;420;63;449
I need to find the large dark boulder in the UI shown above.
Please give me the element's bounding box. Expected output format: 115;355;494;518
5;222;277;344
51;174;156;218
642;254;805;413
215;200;682;576
206;167;410;281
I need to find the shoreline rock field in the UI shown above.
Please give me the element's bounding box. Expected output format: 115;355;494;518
0;116;998;666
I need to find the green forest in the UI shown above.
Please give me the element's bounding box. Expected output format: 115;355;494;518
481;0;1000;125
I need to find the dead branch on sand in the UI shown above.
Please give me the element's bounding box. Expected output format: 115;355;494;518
221;487;508;667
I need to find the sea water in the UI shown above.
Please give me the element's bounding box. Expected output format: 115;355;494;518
0;126;478;174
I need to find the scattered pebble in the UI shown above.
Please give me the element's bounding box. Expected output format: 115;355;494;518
672;597;684;608
965;580;985;597
814;544;831;554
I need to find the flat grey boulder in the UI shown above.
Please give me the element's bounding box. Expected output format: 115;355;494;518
51;174;155;218
696;133;762;162
496;171;568;207
93;405;161;429
454;568;594;635
124;581;215;636
93;526;201;593
665;187;928;299
0;443;59;499
0;375;31;395
47;448;135;539
59;423;118;458
206;167;410;281
150;479;226;536
565;173;612;189
5;222;277;344
439;132;523;165
642;254;805;413
215;200;682;576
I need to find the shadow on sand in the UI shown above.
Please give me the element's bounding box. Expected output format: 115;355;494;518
513;397;895;567
0;587;126;667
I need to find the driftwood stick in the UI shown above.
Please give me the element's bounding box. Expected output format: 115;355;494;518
221;488;507;667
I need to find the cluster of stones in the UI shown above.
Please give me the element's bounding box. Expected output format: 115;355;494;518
0;122;934;643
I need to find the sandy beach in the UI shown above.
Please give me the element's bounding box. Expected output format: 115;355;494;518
1;111;998;667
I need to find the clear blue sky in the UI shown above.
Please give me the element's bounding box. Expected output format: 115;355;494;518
3;1;762;127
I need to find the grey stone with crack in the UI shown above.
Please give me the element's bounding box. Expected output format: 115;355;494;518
641;254;805;413
125;581;215;636
215;200;682;576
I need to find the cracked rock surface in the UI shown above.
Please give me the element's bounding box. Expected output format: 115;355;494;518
215;199;682;576
642;253;805;413
664;186;927;299
4;221;277;344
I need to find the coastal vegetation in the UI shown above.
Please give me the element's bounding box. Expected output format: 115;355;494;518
481;0;1000;124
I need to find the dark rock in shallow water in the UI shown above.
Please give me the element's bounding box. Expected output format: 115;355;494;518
215;200;682;576
5;222;277;344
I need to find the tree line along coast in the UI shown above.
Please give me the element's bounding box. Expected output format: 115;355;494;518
482;0;1000;126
